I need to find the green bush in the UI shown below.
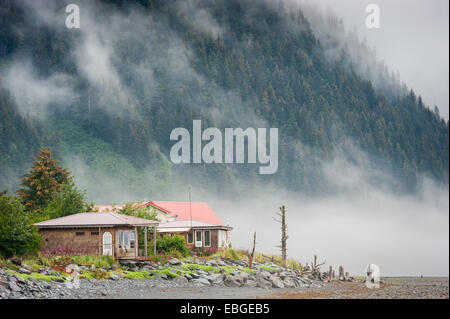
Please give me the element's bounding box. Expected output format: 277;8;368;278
0;195;41;258
156;235;189;257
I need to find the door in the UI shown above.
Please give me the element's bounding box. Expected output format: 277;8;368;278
103;232;113;255
194;230;202;248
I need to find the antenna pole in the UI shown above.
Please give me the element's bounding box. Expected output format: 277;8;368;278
189;185;192;228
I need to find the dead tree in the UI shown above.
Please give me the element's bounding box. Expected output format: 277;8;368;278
249;231;256;269
310;255;326;280
251;231;256;259
274;205;288;267
339;266;344;281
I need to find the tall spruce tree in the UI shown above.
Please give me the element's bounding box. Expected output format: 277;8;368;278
16;149;70;213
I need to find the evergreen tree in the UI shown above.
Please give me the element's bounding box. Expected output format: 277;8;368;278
16;149;70;213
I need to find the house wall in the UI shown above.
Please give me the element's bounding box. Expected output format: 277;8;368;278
38;226;136;258
147;206;170;223
159;229;222;253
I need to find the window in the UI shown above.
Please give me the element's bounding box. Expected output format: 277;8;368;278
91;231;99;235
119;231;123;249
187;232;194;244
130;231;136;249
195;230;202;242
75;232;85;236
204;230;211;247
195;230;202;247
118;230;135;250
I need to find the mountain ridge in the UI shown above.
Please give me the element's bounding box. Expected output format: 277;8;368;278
0;0;448;200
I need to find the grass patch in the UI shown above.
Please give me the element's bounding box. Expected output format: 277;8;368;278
122;270;151;279
0;258;20;270
151;268;180;278
70;255;116;268
4;269;67;282
257;265;278;272
182;263;220;273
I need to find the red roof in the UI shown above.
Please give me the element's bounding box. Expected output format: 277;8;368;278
147;201;224;226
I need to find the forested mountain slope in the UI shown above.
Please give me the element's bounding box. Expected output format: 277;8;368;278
0;0;448;201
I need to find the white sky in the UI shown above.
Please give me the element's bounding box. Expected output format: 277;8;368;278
305;0;449;119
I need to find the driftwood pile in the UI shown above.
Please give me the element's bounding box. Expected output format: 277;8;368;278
298;255;354;283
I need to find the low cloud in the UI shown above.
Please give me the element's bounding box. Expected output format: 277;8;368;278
1;61;74;118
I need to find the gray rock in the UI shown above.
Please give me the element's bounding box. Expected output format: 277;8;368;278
269;275;284;288
173;276;188;284
283;277;296;288
192;278;211;286
223;275;241;287
258;271;272;280
155;273;168;280
207;273;224;285
110;275;120;281
256;277;273;289
240;272;250;279
21;264;34;272
53;278;65;283
168;258;181;266
8;281;22;292
190;273;200;279
246;279;258;288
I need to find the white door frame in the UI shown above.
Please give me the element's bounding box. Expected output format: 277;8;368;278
102;231;113;255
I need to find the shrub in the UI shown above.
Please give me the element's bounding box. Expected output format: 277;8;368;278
0;195;41;258
156;235;189;257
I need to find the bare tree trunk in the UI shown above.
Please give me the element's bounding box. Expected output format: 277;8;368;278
249;231;256;269
339;266;344;281
277;205;288;267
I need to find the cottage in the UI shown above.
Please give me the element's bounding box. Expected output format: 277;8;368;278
92;201;233;253
34;212;158;260
147;201;232;253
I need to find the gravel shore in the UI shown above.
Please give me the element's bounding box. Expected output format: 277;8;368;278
2;276;447;299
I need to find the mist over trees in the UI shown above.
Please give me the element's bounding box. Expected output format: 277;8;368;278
0;0;448;201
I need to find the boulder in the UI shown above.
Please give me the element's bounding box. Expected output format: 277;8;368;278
246;279;258;288
0;278;8;289
269;275;285;288
110;275;120;281
258;271;271;280
174;276;188;284
283;277;296;288
240;272;250;279
192;278;211;286
8;281;22;292
233;274;246;286
223;275;241;287
207;273;224;285
190;273;200;279
168;258;181;266
256;278;272;289
18;267;32;275
155;273;168;280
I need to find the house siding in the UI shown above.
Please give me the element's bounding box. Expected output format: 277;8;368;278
38;226;136;258
163;229;222;253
